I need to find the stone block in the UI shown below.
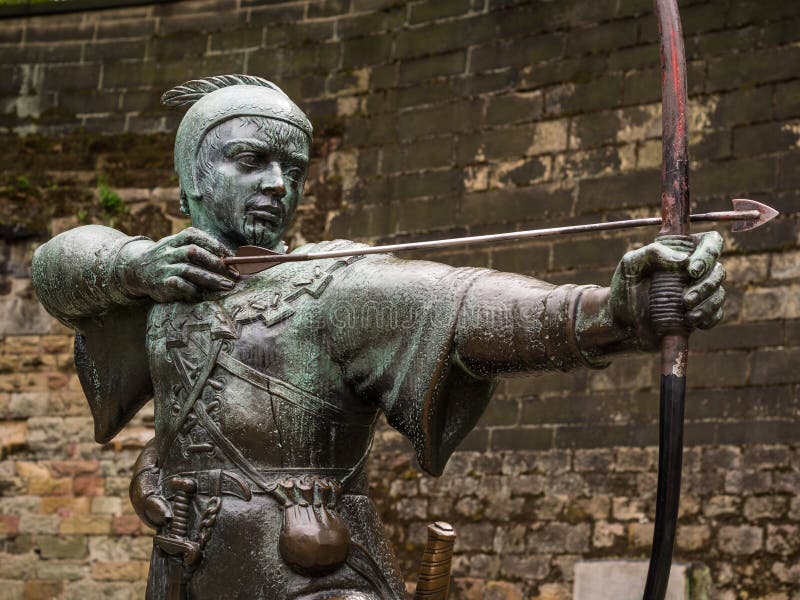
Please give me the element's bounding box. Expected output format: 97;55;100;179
545;77;622;117
718;525;763;555
33;535;88;560
41;64;101;93
491;427;553;452
707;45;800;92
0;580;24;600
409;0;472;24
528;523;590;554
574;561;709;600
399;51;467;85
471;33;565;73
90;560;147;582
342;35;393;69
23;580;64;600
59;515;111;535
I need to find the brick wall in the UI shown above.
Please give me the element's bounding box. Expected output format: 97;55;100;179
0;0;798;598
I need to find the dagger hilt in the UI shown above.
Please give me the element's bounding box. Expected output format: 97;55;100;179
414;522;456;600
167;477;196;539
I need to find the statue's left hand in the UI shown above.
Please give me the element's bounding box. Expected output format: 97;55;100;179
609;231;726;350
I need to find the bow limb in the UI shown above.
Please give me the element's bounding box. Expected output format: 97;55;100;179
644;2;691;600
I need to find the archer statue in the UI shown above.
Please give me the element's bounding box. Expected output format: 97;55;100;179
31;75;727;599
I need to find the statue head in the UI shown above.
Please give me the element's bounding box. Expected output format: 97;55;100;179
163;75;313;250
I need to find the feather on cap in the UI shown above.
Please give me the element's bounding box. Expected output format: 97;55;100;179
161;74;287;108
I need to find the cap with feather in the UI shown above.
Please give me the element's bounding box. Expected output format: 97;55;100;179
164;75;313;201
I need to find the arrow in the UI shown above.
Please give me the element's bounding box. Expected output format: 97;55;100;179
224;199;777;275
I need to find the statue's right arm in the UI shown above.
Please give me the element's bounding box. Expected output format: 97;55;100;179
32;224;238;330
31;225;153;330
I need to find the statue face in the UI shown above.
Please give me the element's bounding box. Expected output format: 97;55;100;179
191;116;310;249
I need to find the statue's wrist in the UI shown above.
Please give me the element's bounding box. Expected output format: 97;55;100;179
115;238;154;299
577;286;638;355
609;286;659;352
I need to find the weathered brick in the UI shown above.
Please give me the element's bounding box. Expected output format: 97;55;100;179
718;525;763;555
399;51;467;85
527;523;590;553
485;92;543;127
32;535;88;560
751;348;800;384
555;424;658;450
59;515;111;535
342;35;393;68
707;45;800;92
570;110;621;149
397;16;496;61
157;11;244;36
734;120;800;157
459;184;574;227
727;0;800;27
566;20;638;57
23;579;64;600
544;77;622;116
576;169;659;213
491;243;550;275
521;51;605;89
471;33;565;74
41;64;101;93
692;156;777;198
26;22;94;43
307;0;350;18
149;32;208;60
400;100;483;141
775;80;800;120
491;427;554;451
0;43;83;64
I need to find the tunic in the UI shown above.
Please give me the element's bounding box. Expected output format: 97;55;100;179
31;225;605;599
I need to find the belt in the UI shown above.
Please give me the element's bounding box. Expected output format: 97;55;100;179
162;467;369;501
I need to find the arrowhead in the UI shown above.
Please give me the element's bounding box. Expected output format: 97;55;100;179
731;199;779;232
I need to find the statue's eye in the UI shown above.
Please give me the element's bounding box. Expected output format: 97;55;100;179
236;153;259;168
285;167;303;183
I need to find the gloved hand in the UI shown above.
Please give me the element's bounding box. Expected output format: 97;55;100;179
117;227;237;303
609;231;726;350
129;438;172;530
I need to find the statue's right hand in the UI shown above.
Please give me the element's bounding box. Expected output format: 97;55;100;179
130;438;172;530
118;227;238;302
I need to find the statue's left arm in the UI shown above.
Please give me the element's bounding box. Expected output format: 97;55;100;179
324;232;724;475
454;231;726;378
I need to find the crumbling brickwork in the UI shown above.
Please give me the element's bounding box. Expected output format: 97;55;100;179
0;0;798;598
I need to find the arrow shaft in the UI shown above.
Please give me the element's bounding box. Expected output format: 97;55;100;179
225;209;759;267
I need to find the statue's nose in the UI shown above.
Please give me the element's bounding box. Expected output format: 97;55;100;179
259;162;286;198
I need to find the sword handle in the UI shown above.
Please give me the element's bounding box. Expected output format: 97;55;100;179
167;477;197;538
414;522;456;600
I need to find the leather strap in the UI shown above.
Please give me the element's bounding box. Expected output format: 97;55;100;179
216;351;375;426
158;339;224;461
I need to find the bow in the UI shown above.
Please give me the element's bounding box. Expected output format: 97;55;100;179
644;1;691;598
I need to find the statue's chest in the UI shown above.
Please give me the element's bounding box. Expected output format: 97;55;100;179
143;255;373;471
146;264;335;379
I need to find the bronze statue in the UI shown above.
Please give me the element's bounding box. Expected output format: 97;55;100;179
31;72;729;599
